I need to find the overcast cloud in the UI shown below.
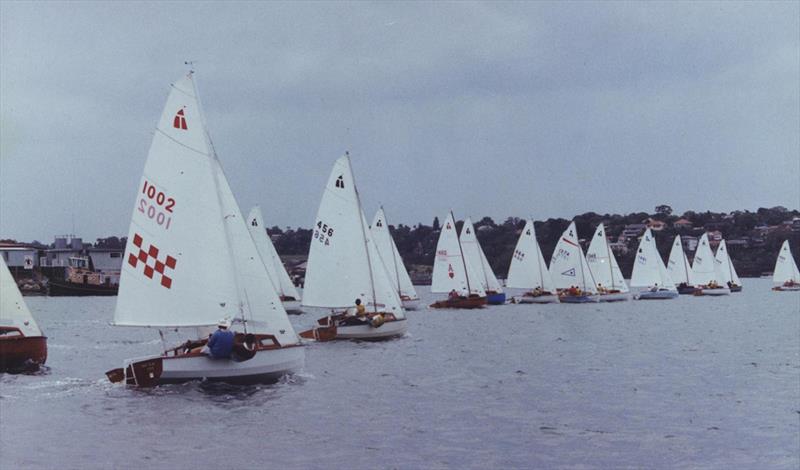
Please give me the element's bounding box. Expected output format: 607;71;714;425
1;1;798;242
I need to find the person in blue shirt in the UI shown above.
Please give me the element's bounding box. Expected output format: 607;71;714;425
205;318;235;359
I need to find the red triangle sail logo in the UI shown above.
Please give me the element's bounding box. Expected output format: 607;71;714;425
173;109;188;130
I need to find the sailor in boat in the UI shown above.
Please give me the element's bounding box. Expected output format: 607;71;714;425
532;286;543;297
597;283;607;294
448;289;460;300
649;283;660;292
201;318;235;359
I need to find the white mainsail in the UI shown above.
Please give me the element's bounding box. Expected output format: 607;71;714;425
586;223;629;293
506;219;556;292
431;212;486;296
714;240;741;286
0;255;42;337
302;154;403;317
630;228;675;290
114;72;299;346
549;221;598;293
773;240;800;284
247;206;301;301
667;235;693;285
691;233;724;286
370;208;418;301
459;217;503;293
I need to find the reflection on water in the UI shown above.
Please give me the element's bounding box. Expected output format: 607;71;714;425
0;281;798;469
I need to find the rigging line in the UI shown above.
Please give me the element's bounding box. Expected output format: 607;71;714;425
154;127;210;157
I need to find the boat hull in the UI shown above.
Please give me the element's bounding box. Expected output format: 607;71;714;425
401;298;421;310
695;287;731;296
559;295;599;304
115;345;304;386
636;290;679;300
514;294;560;304
48;279;118;297
429;296;487;309
773;285;800;291
335;318;407;340
728;285;742;293
0;336;48;372
677;284;698;295
282;299;303;315
485;292;506;305
597;292;630;302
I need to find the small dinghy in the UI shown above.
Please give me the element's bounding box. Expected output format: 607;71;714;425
506;219;559;304
772;240;800;291
429;211;488;308
691;233;731;296
714;240;742;293
0;255;47;372
460;218;505;304
299;154;407;341
549;222;599;303
667;235;698;294
370;207;420;310
586;223;630;302
105;72;304;386
630;228;679;300
247;206;303;313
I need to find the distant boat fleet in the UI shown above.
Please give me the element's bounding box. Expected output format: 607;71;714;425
1;71;798;378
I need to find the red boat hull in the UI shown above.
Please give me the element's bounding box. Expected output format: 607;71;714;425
430;296;487;309
0;336;48;372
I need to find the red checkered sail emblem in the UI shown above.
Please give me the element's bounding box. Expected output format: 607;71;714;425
127;233;177;289
173;108;188;130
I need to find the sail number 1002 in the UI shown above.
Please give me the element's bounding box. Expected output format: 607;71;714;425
314;221;335;246
139;180;176;229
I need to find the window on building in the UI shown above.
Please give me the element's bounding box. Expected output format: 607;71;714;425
110;252;121;258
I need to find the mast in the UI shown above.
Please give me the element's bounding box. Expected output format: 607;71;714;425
453;210;472;295
472;220;491;290
533;219;545;290
191;72;249;326
382;206;403;296
602;224;615;289
349;153;379;313
680;236;689;283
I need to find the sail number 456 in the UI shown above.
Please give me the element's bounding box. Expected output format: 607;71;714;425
314;221;334;246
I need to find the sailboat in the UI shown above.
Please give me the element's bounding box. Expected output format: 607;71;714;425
459;217;505;304
105;72;304;386
370;208;420;310
430;212;487;308
299;153;407;340
586;223;630;302
247;206;303;313
667;235;697;294
690;233;730;296
0;255;47;372
714;240;742;292
549;221;599;303
772;240;800;291
630;228;678;299
506;219;559;303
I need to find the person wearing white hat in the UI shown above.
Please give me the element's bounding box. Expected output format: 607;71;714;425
202;317;235;359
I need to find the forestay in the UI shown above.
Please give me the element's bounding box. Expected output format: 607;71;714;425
0;255;42;337
431;213;486;296
630;228;675;290
586;223;628;292
506;219;556;292
667;235;693;285
459;218;503;293
691;233;724;286
773;240;800;284
114;73;299;347
247;206;301;301
549;222;598;293
302;155;403;317
370;208;418;301
714;240;741;286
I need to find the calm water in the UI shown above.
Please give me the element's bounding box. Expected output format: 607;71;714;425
1;279;798;469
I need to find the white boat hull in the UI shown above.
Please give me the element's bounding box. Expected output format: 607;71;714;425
514;294;560;304
696;287;731;296
774;285;800;291
282;300;303;314
127;346;304;384
597;292;630;302
336;318;407;340
401;298;421;310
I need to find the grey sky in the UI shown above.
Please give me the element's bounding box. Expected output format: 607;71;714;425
1;1;798;242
